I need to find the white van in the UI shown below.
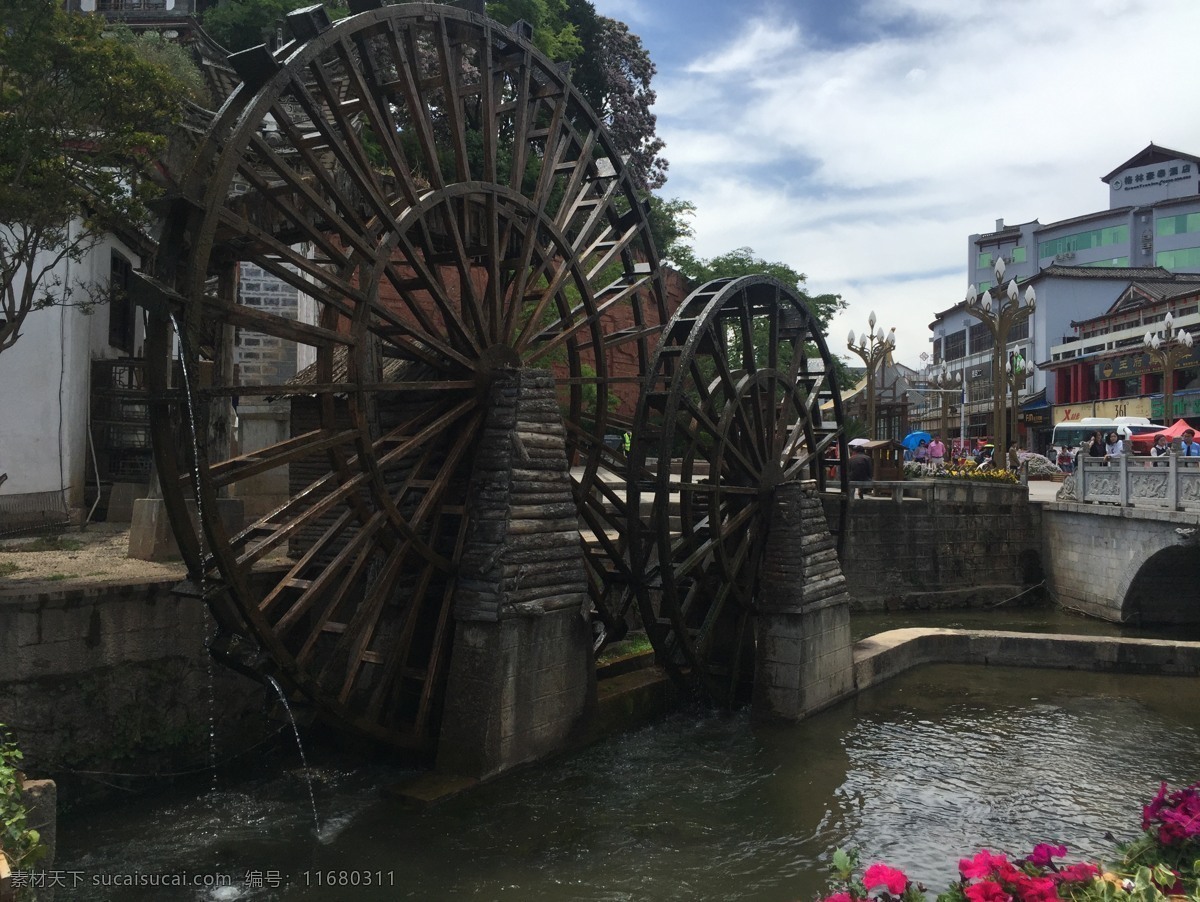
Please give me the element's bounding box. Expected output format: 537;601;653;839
1050;416;1159;456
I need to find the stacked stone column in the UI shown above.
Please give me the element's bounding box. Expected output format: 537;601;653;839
753;481;854;720
436;369;595;778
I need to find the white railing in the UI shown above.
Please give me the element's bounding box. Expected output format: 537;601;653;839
1074;454;1200;510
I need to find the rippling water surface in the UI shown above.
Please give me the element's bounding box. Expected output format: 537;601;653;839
58;664;1200;901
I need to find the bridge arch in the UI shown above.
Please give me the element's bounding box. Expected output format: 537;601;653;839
1118;542;1200;625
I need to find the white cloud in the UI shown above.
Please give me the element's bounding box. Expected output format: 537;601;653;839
609;0;1200;369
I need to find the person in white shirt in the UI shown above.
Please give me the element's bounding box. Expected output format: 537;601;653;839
1150;434;1170;464
1104;432;1124;461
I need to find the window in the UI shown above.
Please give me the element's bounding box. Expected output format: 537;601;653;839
1038;225;1129;259
969;322;994;354
976;252;993;269
932;337;942;362
1156;212;1200;237
108;253;135;353
1010;246;1027;263
944;330;965;361
1156;247;1200;270
1079;257;1130;268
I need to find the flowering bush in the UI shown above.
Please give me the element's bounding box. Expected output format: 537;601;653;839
816;781;1200;902
933;466;1019;485
902;461;1020;484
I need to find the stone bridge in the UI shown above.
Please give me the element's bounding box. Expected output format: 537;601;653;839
1041;499;1200;624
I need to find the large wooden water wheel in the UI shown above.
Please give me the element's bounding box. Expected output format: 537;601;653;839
629;275;847;704
142;3;666;750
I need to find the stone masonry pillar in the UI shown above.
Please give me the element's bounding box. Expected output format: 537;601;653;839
436;369;595;779
753;481;854;720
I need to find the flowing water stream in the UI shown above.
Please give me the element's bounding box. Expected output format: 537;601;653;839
57;656;1200;901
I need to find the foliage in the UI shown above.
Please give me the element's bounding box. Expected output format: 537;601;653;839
0;726;45;878
203;0;349;52
0;0;189;354
647;195;696;265
673;246;846;329
487;0;666;192
930;464;1019;484
487;0;584;62
820;848;926;902
817;781;1200;902
106;24;210;106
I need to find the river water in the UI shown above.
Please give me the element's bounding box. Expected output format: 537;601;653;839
57;636;1200;901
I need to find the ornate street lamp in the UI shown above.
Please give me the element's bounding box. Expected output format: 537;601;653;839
847;312;896;439
1005;349;1033;450
930;364;960;443
965;256;1035;448
1143;312;1194;422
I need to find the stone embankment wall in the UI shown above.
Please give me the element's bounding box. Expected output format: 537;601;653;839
0;580;272;805
823;482;1044;610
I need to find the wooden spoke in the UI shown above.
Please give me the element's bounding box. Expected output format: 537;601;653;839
144;4;665;750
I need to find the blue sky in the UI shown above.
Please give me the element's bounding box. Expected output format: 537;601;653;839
590;0;1200;369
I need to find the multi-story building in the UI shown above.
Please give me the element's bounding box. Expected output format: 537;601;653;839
921;144;1200;451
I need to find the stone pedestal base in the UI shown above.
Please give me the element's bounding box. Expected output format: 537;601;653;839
436;608;595;779
128;497;244;561
753;601;853;720
752;481;855;720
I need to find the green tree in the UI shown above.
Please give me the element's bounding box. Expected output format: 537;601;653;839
675;246;847;329
647;195;696;265
487;0;584;61
0;0;190;354
203;0;350;52
108;24;211;106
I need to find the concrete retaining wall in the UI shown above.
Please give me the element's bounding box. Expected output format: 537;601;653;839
824;481;1043;610
855;627;1200;691
0;580;272;804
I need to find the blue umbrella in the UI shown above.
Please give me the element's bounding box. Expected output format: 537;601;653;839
902;431;932;450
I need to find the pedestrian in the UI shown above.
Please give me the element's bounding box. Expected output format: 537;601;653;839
1006;440;1020;471
1150;434;1170;464
913;439;929;463
1104;431;1124;462
847;445;872;498
928;435;946;466
622;430;632;457
1181;428;1200;457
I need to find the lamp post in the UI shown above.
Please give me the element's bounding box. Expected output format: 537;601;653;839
847;312;896;439
1005;349;1032;450
930;363;962;443
965;256;1035;449
1143;312;1194;423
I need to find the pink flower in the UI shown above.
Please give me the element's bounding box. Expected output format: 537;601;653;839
964;883;1012;902
1024;843;1067;868
1009;875;1058;902
821;894;853;902
862;863;908;895
959;850;1011;880
1054;862;1099;884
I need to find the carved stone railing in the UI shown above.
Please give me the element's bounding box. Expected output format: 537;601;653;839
1074;454;1200;510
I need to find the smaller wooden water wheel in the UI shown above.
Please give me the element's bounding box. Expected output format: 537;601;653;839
629;275;847;703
